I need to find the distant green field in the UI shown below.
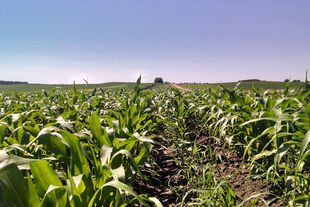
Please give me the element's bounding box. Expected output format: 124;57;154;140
0;81;305;92
0;82;126;92
0;82;170;92
180;81;305;90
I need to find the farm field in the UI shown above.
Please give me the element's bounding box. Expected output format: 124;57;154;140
0;78;309;206
0;82;162;92
179;81;305;91
0;81;303;93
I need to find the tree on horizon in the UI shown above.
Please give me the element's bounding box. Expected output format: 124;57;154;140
154;77;163;83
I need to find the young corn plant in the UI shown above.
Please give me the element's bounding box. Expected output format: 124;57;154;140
0;77;162;206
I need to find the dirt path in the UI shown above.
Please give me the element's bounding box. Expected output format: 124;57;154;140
170;84;191;91
133;136;282;207
133;144;182;206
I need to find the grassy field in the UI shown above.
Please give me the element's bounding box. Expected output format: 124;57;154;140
179;81;305;90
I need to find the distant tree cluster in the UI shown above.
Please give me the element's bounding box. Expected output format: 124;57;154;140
154;77;164;83
284;79;301;83
0;80;28;85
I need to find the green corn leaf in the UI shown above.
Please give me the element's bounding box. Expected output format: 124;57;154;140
26;126;58;147
67;169;78;199
68;173;89;207
88;180;149;207
27;173;41;207
30;160;63;197
56;116;75;132
3;155;37;170
40;185;68;207
0;163;29;207
23;125;40;138
293;193;309;204
100;144;113;165
60;131;91;176
240;117;292;126
111;166;126;182
251;149;277;167
0;123;8;144
0;150;9;168
236;193;267;207
72;81;78;104
148;197;164;207
89;112;112;146
36;133;71;164
134;144;148;167
296;149;310;175
110;149;140;173
300;129;310;157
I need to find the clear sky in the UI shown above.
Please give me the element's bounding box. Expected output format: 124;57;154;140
1;1;310;84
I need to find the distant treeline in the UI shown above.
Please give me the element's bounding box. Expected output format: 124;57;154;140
0;81;28;85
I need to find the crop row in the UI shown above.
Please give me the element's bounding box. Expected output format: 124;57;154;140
0;78;309;206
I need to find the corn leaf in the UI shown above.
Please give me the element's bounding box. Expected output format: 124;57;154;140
30;160;63;197
0;163;29;207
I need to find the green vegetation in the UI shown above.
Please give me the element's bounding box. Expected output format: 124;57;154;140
0;80;305;92
0;77;163;206
0;78;309;206
180;81;305;90
0;82;157;92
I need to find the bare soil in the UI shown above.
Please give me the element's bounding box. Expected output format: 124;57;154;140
197;136;283;207
134;144;182;206
133;136;283;206
170;84;192;92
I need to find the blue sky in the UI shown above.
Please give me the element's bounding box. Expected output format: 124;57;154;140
1;1;310;83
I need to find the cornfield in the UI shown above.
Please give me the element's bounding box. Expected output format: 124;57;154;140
0;77;309;206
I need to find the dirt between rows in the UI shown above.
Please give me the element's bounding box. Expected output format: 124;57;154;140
170;84;192;92
133;145;181;206
133;136;283;207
